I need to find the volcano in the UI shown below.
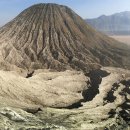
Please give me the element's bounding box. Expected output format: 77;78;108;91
0;3;130;72
0;4;130;129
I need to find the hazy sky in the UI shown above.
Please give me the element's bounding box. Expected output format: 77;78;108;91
0;0;130;26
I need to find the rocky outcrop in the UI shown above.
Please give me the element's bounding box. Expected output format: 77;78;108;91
0;70;88;108
0;4;130;73
0;67;129;129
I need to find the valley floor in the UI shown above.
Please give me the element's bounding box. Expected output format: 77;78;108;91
110;35;130;45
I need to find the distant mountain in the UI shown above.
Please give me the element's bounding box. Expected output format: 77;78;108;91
86;11;130;35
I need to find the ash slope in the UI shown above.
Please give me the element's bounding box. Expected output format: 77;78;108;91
0;4;130;72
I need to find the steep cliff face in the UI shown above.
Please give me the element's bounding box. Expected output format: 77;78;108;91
0;4;130;72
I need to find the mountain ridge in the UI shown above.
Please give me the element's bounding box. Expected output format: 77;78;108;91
86;11;130;35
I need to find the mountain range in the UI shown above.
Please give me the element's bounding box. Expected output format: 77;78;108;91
86;11;130;35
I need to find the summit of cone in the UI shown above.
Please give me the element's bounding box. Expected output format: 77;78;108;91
0;3;130;72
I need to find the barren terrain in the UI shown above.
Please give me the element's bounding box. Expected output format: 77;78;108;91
110;35;130;45
0;67;130;129
0;3;130;130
